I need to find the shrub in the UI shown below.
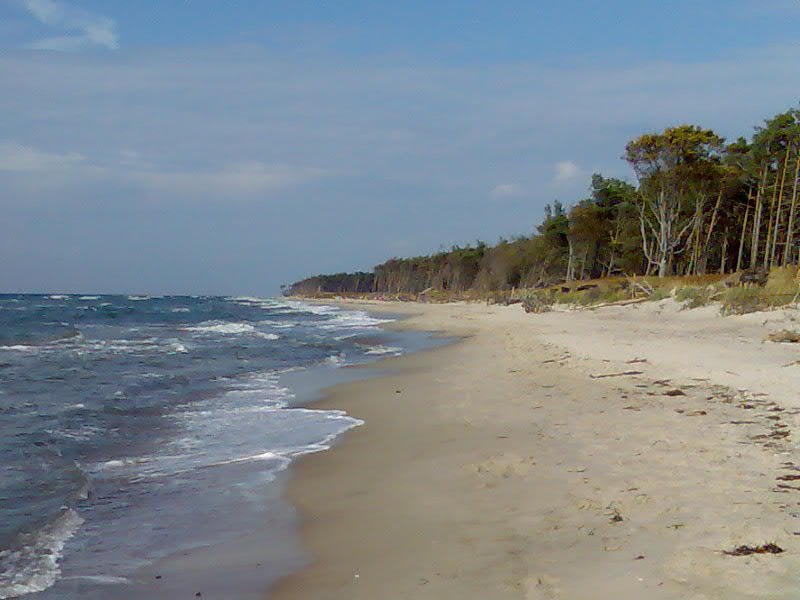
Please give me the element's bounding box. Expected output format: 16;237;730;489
721;287;763;315
674;286;715;309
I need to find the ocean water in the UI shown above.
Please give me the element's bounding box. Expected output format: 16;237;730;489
0;295;426;599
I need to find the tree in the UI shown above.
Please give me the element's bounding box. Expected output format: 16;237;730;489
625;125;725;276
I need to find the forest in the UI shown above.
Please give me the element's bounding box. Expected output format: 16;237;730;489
287;106;800;298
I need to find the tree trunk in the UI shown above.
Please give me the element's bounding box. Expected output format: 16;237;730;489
770;146;792;268
737;201;750;273
719;231;728;274
783;149;800;267
700;188;724;273
751;167;767;268
566;238;575;281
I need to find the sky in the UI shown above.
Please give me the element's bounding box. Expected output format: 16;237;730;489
1;1;799;295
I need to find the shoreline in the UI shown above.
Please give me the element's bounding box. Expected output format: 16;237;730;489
269;300;800;599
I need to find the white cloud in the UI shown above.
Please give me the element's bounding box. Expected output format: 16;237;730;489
554;161;581;184
133;162;329;196
20;0;118;51
490;183;523;199
0;140;85;171
0;140;328;199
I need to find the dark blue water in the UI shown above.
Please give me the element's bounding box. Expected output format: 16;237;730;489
0;295;411;599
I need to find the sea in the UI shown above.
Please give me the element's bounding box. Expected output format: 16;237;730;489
0;294;436;599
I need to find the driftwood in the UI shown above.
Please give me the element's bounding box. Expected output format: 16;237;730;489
767;330;800;343
588;297;651;310
589;370;644;379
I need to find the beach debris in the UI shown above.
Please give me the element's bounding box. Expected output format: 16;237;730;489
590;370;644;379
609;508;624;523
626;358;648;364
663;389;686;397
767;329;800;343
723;543;784;556
634;555;646;560
542;354;570;364
395;389;402;394
684;410;707;417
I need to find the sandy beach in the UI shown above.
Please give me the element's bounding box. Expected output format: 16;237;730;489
270;299;800;599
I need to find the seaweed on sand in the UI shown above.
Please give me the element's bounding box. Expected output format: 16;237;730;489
723;543;784;556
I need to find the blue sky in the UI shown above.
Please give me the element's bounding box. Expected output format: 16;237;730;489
1;1;799;294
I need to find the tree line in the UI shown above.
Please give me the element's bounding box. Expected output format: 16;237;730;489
287;106;800;296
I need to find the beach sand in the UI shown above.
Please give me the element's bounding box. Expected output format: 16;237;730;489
269;299;800;599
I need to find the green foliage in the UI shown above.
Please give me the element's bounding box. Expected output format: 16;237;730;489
674;286;715;308
720;287;764;315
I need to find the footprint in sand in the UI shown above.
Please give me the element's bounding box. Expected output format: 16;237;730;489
469;453;537;483
525;574;561;599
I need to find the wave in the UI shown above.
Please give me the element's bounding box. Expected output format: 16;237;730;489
279;300;340;316
364;345;403;356
186;321;256;335
0;509;84;599
184;321;278;340
60;575;129;585
324;353;345;366
77;296;100;301
257;319;298;329
319;311;391;330
72;338;190;356
0;344;37;352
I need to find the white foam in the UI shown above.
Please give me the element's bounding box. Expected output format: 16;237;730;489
168;342;189;354
78;296;100;300
171;307;191;313
280;300;341;316
127;296;151;301
258;319;298;329
185;321;257;335
0;345;36;352
76;338;188;356
48;295;68;300
324;353;345;366
206;450;288;468
61;575;129;585
230;296;271;303
364;345;403;356
320;311;391;329
0;509;84;599
184;321;278;340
